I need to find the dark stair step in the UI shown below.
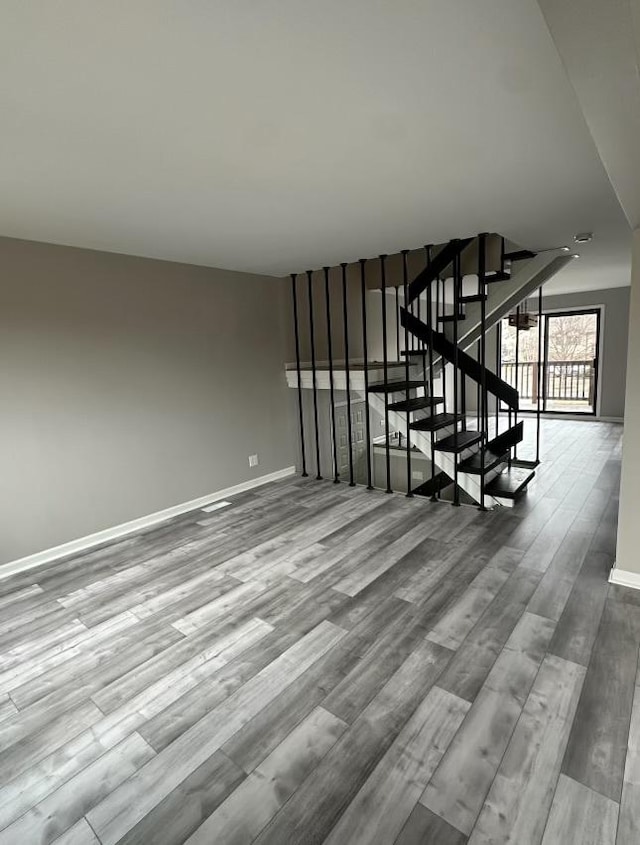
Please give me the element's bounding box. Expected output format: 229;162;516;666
459;448;509;475
459;293;487;303
368;380;427;394
388;396;444;413
438;312;466;323
511;457;540;469
410;413;462;433
485;421;524;454
505;249;536;262
434;430;484;454
485;467;535;499
412;471;453;498
485;271;511;283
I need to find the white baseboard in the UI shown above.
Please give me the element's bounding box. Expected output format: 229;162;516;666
609;564;640;591
0;466;296;581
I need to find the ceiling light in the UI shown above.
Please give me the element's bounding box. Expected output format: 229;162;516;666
571;253;580;259
574;232;593;244
561;246;571;252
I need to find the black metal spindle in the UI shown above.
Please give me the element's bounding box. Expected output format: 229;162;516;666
402;250;413;497
395;285;401;361
324;267;339;483
439;276;446;413
341;263;355;486
514;304;520;460
360;259;374;490
452;245;461;506
307;270;323;480
380;255;392;493
291;274;308;477
425;248;437;502
496;319;501;436
479;234;488;510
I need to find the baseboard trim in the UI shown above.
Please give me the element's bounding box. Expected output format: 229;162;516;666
0;466;296;581
609;565;640;591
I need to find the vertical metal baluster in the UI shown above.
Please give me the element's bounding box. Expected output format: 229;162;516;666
452;244;461;506
342;263;355;486
380;255;392;493
438;276;447;413
307;270;323;480
324;267;339;483
479;234;488;510
514;303;520;461
291;274;308;477
395;285;401;361
425;247;437;501
360;259;374;490
496;319;501;437
402;250;413;497
536;286;542;463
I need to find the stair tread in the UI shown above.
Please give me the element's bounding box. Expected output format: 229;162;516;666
438;313;466;322
434;430;484;453
505;249;536;262
410;413;461;432
412;472;453;497
388;396;444;412
485;271;511;283
485;421;524;454
368;380;428;393
459;448;509;474
485;467;535;498
459;294;487;303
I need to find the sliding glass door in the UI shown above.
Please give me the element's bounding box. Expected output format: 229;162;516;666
500;308;600;415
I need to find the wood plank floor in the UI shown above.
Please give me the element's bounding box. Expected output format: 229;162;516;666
0;419;636;844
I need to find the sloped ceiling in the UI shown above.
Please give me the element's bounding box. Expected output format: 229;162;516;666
538;0;640;231
0;0;632;292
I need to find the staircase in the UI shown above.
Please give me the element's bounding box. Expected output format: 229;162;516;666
286;235;574;508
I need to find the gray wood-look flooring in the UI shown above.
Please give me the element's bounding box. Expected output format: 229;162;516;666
0;419;636;844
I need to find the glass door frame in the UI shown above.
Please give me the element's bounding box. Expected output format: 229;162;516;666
499;306;602;417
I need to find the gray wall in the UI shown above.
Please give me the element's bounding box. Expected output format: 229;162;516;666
0;237;295;565
541;286;630;419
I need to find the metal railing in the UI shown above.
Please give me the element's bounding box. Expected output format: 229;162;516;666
501;360;594;403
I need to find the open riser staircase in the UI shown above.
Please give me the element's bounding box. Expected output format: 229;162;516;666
286;234;574;508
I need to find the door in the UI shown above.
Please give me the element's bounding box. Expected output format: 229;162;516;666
500;308;600;416
543;310;600;414
335;401;368;484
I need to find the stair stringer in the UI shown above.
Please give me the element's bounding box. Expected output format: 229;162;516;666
443;251;574;349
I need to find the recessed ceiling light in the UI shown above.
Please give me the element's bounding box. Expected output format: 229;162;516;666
561;246;571;252
574;232;593;244
571;253;581;259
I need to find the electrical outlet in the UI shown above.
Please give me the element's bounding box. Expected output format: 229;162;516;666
248;454;259;468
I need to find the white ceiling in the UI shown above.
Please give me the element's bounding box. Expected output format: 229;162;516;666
0;0;634;292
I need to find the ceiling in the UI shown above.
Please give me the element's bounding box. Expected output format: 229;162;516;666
0;0;635;293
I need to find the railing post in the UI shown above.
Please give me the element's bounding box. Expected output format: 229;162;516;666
324;267;339;484
402;250;413;497
514;303;520;460
360;259;374;490
341;263;355;486
452;243;461;507
479;233;488;511
380;254;392;494
307;270;323;480
291;273;308;477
